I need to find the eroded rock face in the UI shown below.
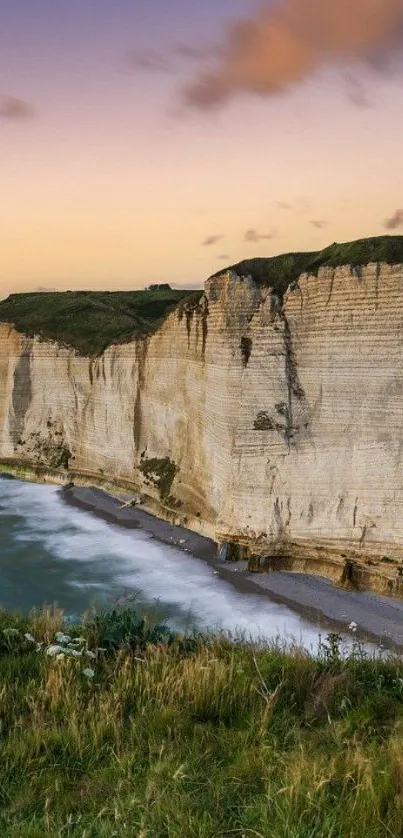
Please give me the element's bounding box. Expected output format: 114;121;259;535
1;262;403;580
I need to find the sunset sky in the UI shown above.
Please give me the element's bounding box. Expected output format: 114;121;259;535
1;0;403;296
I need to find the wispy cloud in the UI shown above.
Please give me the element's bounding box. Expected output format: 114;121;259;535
244;228;277;243
202;234;225;246
0;95;35;120
181;0;403;110
310;220;329;229
124;42;217;76
344;73;372;108
384;209;403;230
175;43;217;62
217;254;230;260
125;48;174;74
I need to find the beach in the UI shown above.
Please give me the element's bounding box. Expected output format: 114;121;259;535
60;483;403;652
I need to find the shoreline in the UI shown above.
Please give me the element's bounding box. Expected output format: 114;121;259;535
58;483;403;654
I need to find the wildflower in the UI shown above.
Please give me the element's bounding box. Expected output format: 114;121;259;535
67;649;82;657
24;632;36;643
3;628;20;637
82;668;95;679
55;632;71;644
348;621;358;632
85;650;96;659
56;653;65;661
69;637;86;645
46;644;64;656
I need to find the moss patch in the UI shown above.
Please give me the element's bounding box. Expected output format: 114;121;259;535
254;411;276;431
139;455;178;500
17;431;71;470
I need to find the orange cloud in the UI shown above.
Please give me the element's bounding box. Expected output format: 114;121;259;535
182;0;403;110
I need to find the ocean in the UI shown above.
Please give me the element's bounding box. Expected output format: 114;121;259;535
0;474;322;649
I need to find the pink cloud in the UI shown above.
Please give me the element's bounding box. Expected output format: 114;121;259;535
181;0;403;110
0;95;35;120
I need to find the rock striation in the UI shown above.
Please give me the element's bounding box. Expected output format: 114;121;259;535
2;243;403;594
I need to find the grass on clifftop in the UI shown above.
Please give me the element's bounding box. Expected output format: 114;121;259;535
1;606;403;836
2;236;403;355
0;288;202;356
213;234;403;298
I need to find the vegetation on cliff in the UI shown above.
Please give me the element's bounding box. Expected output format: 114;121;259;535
0;605;403;836
213;234;403;298
1;237;403;356
139;454;178;501
0;288;202;356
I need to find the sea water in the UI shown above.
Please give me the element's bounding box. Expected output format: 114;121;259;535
0;475;328;651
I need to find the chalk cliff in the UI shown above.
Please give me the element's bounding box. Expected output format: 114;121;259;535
2;240;403;593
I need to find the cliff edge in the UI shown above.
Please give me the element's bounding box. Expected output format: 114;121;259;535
2;235;403;595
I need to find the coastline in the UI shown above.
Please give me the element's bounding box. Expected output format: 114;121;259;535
2;462;403;652
58;483;403;654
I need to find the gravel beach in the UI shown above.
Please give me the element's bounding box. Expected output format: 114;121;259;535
60;484;403;652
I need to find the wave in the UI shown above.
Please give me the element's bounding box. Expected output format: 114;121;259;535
0;476;321;648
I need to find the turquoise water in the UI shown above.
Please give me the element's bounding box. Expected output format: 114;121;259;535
0;475;321;647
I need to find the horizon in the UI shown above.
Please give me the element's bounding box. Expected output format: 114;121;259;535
2;232;403;301
1;0;403;297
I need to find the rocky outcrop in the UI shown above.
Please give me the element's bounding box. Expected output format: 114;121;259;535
2;260;403;594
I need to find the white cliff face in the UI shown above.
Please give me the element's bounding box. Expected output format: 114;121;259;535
1;262;403;589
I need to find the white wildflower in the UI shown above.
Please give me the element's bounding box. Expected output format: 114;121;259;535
55;632;71;644
82;668;95;679
85;650;96;659
69;637;86;645
46;644;64;656
97;647;107;652
68;649;82;657
3;628;20;636
349;621;358;632
56;653;65;660
24;632;36;643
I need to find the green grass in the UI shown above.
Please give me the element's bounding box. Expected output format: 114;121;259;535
0;606;403;836
2;236;403;356
0;288;202;356
212;234;403;298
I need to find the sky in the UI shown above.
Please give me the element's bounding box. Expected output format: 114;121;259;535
1;0;403;296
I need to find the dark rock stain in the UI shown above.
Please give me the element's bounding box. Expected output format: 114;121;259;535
10;346;32;446
133;338;148;454
201;297;209;359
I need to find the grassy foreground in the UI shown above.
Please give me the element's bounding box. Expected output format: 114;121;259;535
1;608;403;837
